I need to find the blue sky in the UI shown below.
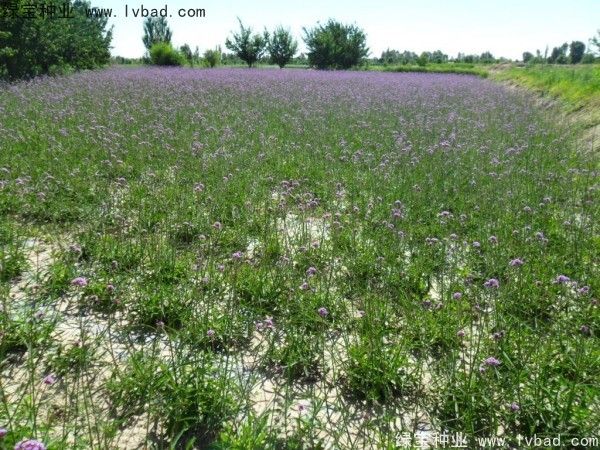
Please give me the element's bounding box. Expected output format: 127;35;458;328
102;0;599;60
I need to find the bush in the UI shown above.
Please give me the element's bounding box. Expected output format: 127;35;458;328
149;42;184;66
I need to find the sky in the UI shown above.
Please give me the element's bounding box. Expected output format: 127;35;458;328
102;0;600;60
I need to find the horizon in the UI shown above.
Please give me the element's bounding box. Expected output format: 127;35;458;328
102;0;599;61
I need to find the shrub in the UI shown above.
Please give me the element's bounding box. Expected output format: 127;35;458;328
149;42;184;66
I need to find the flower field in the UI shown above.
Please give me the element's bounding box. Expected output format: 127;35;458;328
0;68;598;449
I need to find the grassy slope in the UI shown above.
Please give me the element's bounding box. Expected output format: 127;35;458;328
492;64;600;133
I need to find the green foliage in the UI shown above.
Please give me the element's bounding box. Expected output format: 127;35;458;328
203;47;222;68
180;43;193;66
302;19;369;69
522;51;534;63
0;0;112;80
382;63;489;77
569;41;586;64
590;30;600;55
266;26;298;68
225;19;267;68
548;43;569;64
149;42;184;66
142;17;172;51
417;52;429;67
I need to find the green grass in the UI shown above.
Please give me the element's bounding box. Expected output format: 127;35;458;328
376;62;490;77
493;64;600;113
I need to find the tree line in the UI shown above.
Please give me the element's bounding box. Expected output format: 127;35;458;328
522;40;596;65
1;2;599;81
143;18;368;70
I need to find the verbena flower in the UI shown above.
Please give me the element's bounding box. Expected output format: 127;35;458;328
484;278;500;288
318;307;329;317
484;356;501;367
71;276;88;287
509;258;524;267
555;274;570;284
452;292;462;300
43;374;56;385
14;439;46;450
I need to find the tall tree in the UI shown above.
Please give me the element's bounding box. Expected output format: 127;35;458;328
0;0;112;80
266;26;298;68
225;19;267;67
590;30;600;55
548;43;568;64
569;41;585;64
303;20;369;70
180;44;193;66
142;17;172;51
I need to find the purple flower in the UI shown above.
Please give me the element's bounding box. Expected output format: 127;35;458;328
14;439;46;450
457;329;466;338
318;307;329;317
306;267;317;277
71;276;88;287
509;258;524;267
0;427;6;438
299;281;310;291
484;278;500;289
231;251;243;261
194;182;205;192
212;221;222;230
580;325;590;336
472;241;481;248
452;292;462;300
484;357;501;367
577;286;590;295
555;275;570;284
43;374;56;385
510;402;520;412
207;329;215;338
492;331;505;341
488;235;498;244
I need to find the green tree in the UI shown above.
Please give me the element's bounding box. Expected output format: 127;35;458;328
180;44;193;66
142;17;172;51
266;26;298;68
590;30;600;55
203;47;222;68
416;52;429;67
569;41;585;64
522;51;534;63
0;0;112;80
302;20;369;69
225;19;267;67
479;51;495;64
548;43;568;64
